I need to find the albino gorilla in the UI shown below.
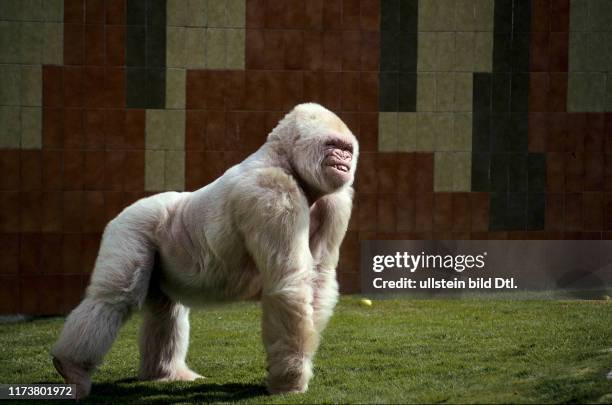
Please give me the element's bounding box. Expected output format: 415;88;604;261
51;103;358;398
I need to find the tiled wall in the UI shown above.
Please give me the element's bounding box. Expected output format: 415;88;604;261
1;0;612;314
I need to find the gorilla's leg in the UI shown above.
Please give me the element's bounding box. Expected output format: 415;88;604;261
138;284;201;381
51;218;156;398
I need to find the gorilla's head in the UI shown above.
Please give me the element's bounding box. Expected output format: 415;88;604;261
268;103;359;198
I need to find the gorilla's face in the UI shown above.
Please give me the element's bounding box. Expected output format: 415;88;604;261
320;135;355;189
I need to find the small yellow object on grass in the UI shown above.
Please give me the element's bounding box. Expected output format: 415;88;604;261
359;298;372;307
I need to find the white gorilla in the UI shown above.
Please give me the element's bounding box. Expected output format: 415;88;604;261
51;103;359;398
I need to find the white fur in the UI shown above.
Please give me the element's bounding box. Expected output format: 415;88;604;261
51;103;358;397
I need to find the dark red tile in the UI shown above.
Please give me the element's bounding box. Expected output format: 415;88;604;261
224;71;246;110
584;152;604;191
415;192;433;232
549;73;567;112
0;151;20;190
434;192;453;231
529;72;549;112
396;193;415;232
85;24;105;65
186;70;208;109
125;109;145;149
0;192;21;232
322;30;343;71
104;191;124;222
19;234;42;274
63;149;84;190
452;193;471;232
361;30;380;71
377;152;397;193
106;25;126;66
585;113;605;152
396;153;415;194
322;0;342;29
0;235;19;274
62;233;83;273
549;32;568;72
105;150;125;191
20;150;42;191
605;193;612;230
338;231;359;271
245;29;266;69
20;191;42;232
530;32;550;72
321;72;342;110
86;0;105;23
186;151;204;190
531;0;551;32
83;150;106;190
342;30;361;70
104;109;126;149
550;0;570;32
83;67;105;108
42;234;63;274
63;66;84;107
63;191;83;233
63;108;84;149
360;72;379;112
43;66;64;107
284;29;304;70
0;277;18;313
341;71;361;111
360;0;380;31
246;0;266;28
528;113;547;152
83;109;105;148
186;110;206;151
83;191;105;232
303;31;323;71
547;152;565;192
547;113;567;151
342;0;361;29
355;152;377;193
470;192;489;232
123;150;144;190
565;193;582;231
565;152;584;192
377;193;396;233
206;71;226;110
42;150;63;190
65;0;85;23
566;113;586;152
605;154;612;191
414;153;433;192
358;113;378;151
583;192;603;230
264;0;287;28
104;68;125;108
105;0;125;24
42;191;63;232
357;193;377;231
64;24;84;65
20;277;40;314
263;30;284;69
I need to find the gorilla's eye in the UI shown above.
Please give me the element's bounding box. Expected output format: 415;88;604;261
325;139;353;154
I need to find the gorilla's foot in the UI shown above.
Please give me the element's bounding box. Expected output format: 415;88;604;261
141;367;203;382
52;356;92;400
267;380;308;395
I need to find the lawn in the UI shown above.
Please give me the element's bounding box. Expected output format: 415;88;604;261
1;297;611;404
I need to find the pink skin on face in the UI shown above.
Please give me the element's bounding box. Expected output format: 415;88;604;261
322;135;354;184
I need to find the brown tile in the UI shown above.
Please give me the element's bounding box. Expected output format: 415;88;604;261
20;191;42;232
396;153;415;194
584;152;604;191
42;150;63;190
83;150;106;190
322;0;342;29
565;193;582;231
470;192;489;232
86;0;106;23
125;109;145;149
38;275;62;314
360;0;380;31
531;0;551;32
342;0;361;29
63;150;84;190
84;109;105;148
263;30;284;69
549;32;568;72
583;192;603;230
550;0;569;32
356;152;377;193
530;32;550;72
0;235;19;275
415;192;433;232
245;29;266;70
204;110;226;150
60;275;87;313
0;151;20;190
186;110;206;151
452;193;471;232
585;113;605;152
105;150;125;191
104;191;124;222
303;31;323;71
104;109;125;149
322;30;343;71
342;30;361;70
83;191;105;232
0;276;18;312
63;66;84;108
337;272;359;294
247;0;266;28
377;194;396;233
605;154;612;191
357;193;377;231
547;113;567;152
105;0;125;24
20;277;40;314
529;73;549;112
361;30;380;71
43;108;65;148
414;153;434;192
606;114;612;154
565;152;584;192
321;72;342;110
42;191;62;232
358;113;378;151
123;150;144;190
42;234;63;274
185;151;204;190
528;113;547;152
434;192;453;231
566;113;586;152
0;192;20;232
549;73;567;112
225;71;246;111
104;68;125;108
106;25;126;66
265;0;287;28
605;193;612;230
243;73;265;111
19;234;42;275
43;66;64;107
284;30;304;70
64;24;85;66
304;0;324;29
62;233;82;273
547;152;565;192
360;72;379;112
63;191;83;232
303;72;322;104
396;193;415;231
65;0;85;23
377;152;397;193
341;71;361;111
20;150;42;191
206;71;227;110
63;108;84;149
85;24;105;65
83;67;105;108
186;70;208;109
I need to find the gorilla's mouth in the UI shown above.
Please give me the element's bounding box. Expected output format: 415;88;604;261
323;137;353;181
331;163;350;173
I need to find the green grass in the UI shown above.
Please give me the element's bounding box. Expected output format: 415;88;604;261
1;297;611;404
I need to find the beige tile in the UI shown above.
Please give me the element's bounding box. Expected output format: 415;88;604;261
436;32;455;71
206;28;226;69
0;106;21;148
474;31;493;72
473;0;494;31
454;32;474;71
166;68;186;109
0;65;21;106
145;150;166;192
378;112;398;151
452;113;472;151
455;0;475;31
454;73;473;111
21;65;42;107
417;73;436;112
226;0;246;28
397;113;417;151
434;114;454;151
226;28;245;69
42;0;64;22
146;109;166;149
420;0;456;31
185;28;206;68
452;152;471;191
20;107;41;149
20;22;43;64
164;110;185;150
167;27;187;68
417;32;437;72
434;151;453;191
207;0;226;27
416;113;437;151
167;0;187;26
165;150;185;191
435;73;455;112
42;22;63;65
187;0;208;27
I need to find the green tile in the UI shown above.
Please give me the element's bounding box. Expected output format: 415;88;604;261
42;0;64;22
506;193;526;230
417;73;436;112
379;72;399;111
205;28;226;69
42;22;63;65
126;67;147;108
526;193;545;230
473;31;493;72
436;32;455;72
473;0;494;31
166;68;186;109
22;0;44;21
605;73;612;111
417;32;437;72
378;112;398;151
507;153;527;192
454;32;474;72
381;29;399;71
166;27;187;67
587;32;608;72
434;151;453;191
397;112;417;151
570;0;589;32
20;65;41;107
589;0;612;32
20;22;43;64
455;0;475;31
167;0;187;26
471;152;490;191
398;72;417;111
145;149;165;191
435;73;455;112
146;109;166;149
527;153;546;192
399;0;418;32
0;0;23;20
20;106;41;149
185;27;206;68
567;72;605;112
127;0;146;25
490;153;508;192
146;27;167;67
454;73;473;112
0;106;20;148
146;68;166;109
127;26;146;66
226;28;245;69
568;32;589;72
381;0;400;33
164;110;185;150
146;0;166;27
0;65;21;106
164;150;185;191
416;113;437;151
453;151;471;191
226;0;245;28
207;0;226;27
489;192;506;230
186;0;207;27
452;112;472;151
